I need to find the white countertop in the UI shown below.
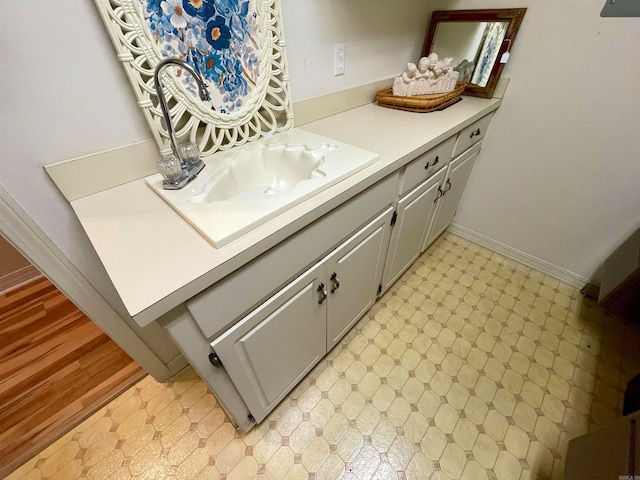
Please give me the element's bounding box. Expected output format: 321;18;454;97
71;97;501;326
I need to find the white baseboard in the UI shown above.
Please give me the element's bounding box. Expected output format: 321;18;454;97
0;265;43;295
167;355;190;376
448;223;592;289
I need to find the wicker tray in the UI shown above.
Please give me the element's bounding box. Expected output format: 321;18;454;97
375;81;467;113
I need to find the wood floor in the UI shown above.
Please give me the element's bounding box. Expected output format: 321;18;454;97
0;277;146;478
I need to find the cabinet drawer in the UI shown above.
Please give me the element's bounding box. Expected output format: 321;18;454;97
401;136;455;195
452;113;493;158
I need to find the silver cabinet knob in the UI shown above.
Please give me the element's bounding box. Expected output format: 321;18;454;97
317;283;328;304
330;272;340;293
208;352;223;368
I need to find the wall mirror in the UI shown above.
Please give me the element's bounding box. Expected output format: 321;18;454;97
93;0;293;157
422;8;527;98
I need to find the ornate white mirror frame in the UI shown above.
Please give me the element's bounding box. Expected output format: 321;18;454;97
93;0;293;156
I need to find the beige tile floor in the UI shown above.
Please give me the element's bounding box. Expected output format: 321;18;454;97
7;233;640;480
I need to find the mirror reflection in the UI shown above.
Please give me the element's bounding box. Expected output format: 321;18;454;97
432;21;509;88
422;9;526;98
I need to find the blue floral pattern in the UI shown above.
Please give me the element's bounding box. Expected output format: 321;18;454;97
142;0;260;112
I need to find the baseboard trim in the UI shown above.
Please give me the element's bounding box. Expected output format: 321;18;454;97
167;355;190;376
448;223;592;289
0;265;43;296
580;283;600;300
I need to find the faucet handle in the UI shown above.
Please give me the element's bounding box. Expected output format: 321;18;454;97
178;142;201;168
157;154;183;184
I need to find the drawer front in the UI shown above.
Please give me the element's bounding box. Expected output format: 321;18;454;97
401;136;455;195
453;113;494;158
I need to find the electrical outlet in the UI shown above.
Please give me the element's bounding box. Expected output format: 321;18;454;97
334;43;346;76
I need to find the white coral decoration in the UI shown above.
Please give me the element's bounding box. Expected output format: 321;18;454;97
393;53;459;96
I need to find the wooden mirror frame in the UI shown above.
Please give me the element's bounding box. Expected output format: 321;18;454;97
422;8;527;99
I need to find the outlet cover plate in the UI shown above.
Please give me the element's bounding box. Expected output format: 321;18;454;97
334;43;346;76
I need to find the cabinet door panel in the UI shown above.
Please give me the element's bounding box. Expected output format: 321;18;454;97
326;207;393;350
424;145;480;249
381;169;447;293
211;263;326;423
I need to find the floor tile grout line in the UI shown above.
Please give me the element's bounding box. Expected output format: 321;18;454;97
6;232;640;479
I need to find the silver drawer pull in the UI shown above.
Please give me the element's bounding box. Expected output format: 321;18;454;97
470;128;481;139
330;272;340;293
424;156;440;169
317;283;327;304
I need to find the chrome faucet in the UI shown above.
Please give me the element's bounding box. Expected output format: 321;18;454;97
153;58;211;189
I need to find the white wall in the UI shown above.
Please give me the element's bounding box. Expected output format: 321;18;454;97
281;0;434;100
430;0;640;284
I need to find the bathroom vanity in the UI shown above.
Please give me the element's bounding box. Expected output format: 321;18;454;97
53;96;500;431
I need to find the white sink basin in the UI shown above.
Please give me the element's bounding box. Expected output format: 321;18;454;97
188;142;335;203
145;129;379;248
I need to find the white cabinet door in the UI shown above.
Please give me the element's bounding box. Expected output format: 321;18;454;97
380;168;447;293
210;262;327;423
325;207;393;351
423;144;480;249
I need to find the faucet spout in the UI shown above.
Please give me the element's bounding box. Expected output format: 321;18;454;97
153;58;210;158
153;57;210;190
